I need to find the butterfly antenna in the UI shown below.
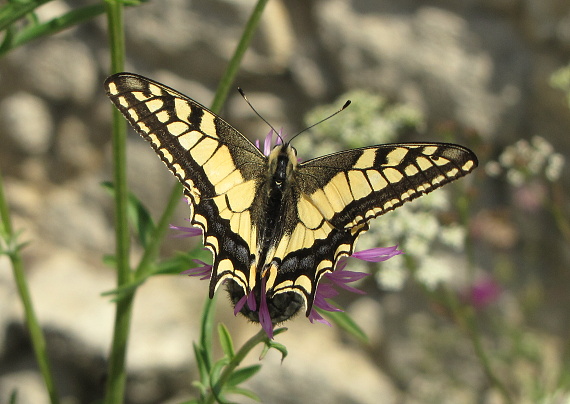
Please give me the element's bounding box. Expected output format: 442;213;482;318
238;87;285;145
289;100;351;143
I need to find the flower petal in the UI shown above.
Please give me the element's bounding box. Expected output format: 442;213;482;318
263;130;273;156
169;224;202;238
351;245;403;262
258;278;274;339
246;290;257;311
181;259;212;280
309;309;332;326
234;295;248;316
324;270;369;295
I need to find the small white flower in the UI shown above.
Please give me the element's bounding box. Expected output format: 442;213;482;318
375;258;406;291
532;135;553;156
485;161;502;177
546;153;565;182
416;255;454;290
439;223;466;250
403;234;430;257
506;169;525;186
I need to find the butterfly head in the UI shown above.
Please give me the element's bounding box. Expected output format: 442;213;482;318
268;144;298;187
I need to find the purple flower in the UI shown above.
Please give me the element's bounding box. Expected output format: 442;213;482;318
463;277;501;309
257;277;274;338
309;246;403;325
255;129;284;156
233;289;257;315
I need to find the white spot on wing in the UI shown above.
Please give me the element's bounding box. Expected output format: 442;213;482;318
384;167;403;183
200;111;217;138
175;98;192;121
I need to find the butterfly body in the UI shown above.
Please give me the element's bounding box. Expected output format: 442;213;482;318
104;73;478;324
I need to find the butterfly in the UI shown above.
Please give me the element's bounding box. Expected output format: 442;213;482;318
104;73;478;326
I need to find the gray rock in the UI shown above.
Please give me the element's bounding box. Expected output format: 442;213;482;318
0;92;53;155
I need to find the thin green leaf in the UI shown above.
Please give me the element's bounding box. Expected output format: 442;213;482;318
223;386;261;402
263;340;288;362
318;309;368;343
155;247;211;275
101;276;147;301
0;0;51;31
102;254;117;269
218;323;235;360
0;4;106;56
102;181;155;248
226;364;261;387
193;342;209;396
0;23;15;55
209;356;230;387
199;295;217;373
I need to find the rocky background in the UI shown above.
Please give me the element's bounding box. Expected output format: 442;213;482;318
1;0;570;403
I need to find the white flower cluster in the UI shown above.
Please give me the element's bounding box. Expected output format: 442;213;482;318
368;191;466;291
299;90;423;158
485;136;565;185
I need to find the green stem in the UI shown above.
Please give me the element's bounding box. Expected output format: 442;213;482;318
0;171;60;404
206;329;268;404
103;1;131;403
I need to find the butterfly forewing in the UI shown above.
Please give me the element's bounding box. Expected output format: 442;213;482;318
104;73;266;299
297;143;477;229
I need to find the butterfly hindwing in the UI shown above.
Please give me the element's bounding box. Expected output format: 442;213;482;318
104;73;266;298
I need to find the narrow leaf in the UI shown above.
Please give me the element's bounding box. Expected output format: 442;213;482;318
209;356;230;387
198;295;217;372
193;342;209;395
224;386;261;402
218;323;235;359
226;364;261;387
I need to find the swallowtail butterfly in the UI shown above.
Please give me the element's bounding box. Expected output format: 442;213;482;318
104;73;478;325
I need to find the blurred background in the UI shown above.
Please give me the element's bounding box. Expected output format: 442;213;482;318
1;0;570;403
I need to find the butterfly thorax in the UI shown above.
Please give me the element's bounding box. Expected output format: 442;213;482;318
228;143;305;323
